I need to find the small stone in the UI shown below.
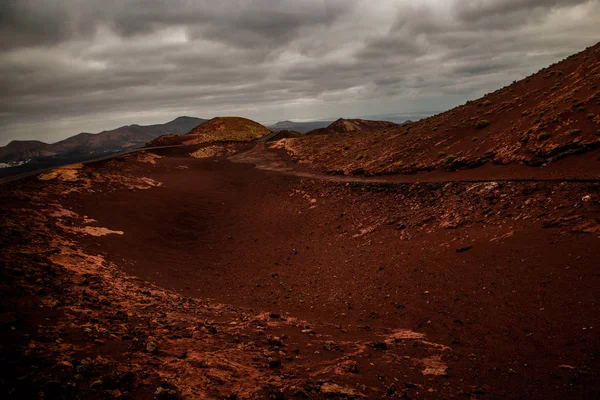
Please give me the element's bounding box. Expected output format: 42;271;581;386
320;383;361;397
340;360;360;373
456;245;473;253
90;380;104;389
582;195;592;203
291;387;308;398
154;386;178;399
267;336;284;347
440;220;458;229
559;364;575;370
107;389;122;398
56;361;73;368
323;341;338;351
372;341;388;350
146;341;157;353
206;325;217;334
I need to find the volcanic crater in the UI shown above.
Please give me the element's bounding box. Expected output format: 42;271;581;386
2;45;600;400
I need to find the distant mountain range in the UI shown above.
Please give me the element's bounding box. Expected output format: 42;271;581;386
0;116;205;177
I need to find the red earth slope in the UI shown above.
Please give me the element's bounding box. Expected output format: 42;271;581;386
1;146;598;399
276;42;600;175
307;118;398;135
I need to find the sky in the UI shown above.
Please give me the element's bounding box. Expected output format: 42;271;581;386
0;0;599;145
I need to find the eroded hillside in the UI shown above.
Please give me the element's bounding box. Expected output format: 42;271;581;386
275;43;600;175
147;117;270;147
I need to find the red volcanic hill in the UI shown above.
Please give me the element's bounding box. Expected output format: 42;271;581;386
307;118;398;135
0;140;56;162
147;116;271;146
277;42;600;175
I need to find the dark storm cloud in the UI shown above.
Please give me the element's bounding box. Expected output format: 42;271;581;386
0;0;76;49
0;0;599;145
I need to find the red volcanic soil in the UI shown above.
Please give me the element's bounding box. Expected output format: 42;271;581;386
2;143;599;399
278;42;600;175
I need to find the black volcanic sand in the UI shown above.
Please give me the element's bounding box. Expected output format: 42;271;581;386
49;147;600;400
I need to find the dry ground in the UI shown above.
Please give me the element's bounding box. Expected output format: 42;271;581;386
1;143;599;399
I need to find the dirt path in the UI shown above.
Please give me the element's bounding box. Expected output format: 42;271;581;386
230;142;600;183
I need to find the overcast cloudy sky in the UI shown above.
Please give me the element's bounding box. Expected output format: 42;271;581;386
0;0;599;145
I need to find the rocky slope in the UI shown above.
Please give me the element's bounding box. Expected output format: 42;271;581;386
275;42;600;175
307;118;398;135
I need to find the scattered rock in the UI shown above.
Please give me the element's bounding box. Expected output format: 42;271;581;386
56;360;73;368
323;341;340;351
456;245;473;253
267;336;284;347
206;325;217;334
421;356;449;376
90;380;104;389
440;220;459;229
340;360;360;374
154;386;179;399
146;340;157;353
372;341;388;350
320;383;363;398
